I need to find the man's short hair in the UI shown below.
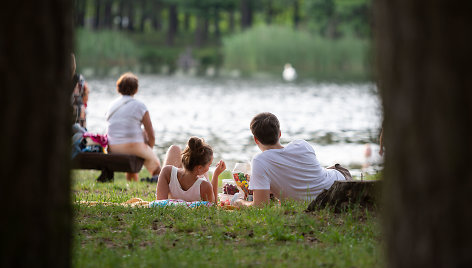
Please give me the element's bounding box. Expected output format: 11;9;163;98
116;72;138;96
250;112;280;145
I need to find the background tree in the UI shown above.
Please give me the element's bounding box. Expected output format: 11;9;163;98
0;0;73;267
375;0;472;267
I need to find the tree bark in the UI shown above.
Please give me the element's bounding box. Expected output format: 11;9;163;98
375;0;472;267
306;181;381;213
0;0;73;267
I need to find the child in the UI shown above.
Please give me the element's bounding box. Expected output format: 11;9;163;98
156;137;226;202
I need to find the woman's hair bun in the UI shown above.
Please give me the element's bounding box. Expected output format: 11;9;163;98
181;136;213;171
188;137;203;151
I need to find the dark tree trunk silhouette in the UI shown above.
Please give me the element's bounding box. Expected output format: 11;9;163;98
195;15;209;47
118;0;125;30
139;0;147;32
375;0;472;267
228;9;235;32
183;12;190;32
151;0;162;31
103;0;113;29
293;0;300;29
166;4;178;46
213;8;221;39
93;0;101;29
75;0;86;27
240;0;252;29
265;0;273;24
126;1;135;31
0;0;73;267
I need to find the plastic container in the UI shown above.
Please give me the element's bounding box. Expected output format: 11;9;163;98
232;162;252;198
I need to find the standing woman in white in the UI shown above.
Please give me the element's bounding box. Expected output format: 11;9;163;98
106;72;161;181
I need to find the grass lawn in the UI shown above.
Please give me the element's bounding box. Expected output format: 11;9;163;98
72;170;383;267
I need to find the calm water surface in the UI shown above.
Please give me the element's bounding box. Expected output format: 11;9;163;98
86;75;383;176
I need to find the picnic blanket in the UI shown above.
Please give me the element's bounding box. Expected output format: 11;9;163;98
78;198;238;209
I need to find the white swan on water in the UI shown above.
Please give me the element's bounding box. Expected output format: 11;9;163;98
283;63;297;82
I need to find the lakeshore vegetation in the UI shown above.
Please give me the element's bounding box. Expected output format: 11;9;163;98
74;0;372;81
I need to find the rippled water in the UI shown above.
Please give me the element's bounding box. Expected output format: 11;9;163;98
86;75;383;176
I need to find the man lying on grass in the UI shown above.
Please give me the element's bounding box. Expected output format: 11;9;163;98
234;112;351;207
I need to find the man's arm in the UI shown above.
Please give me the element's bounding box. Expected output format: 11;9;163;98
234;189;270;207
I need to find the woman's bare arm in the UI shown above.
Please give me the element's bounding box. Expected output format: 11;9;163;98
156;166;171;200
142;111;155;148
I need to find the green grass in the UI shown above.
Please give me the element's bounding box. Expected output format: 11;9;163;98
72;170;383;267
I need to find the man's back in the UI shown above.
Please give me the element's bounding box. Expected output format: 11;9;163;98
249;140;344;201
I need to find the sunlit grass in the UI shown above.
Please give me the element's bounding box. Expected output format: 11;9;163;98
72;169;382;267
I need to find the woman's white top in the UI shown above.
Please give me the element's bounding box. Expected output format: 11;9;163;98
106;95;148;145
169;166;205;201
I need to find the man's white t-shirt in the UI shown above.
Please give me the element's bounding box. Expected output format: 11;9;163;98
106;95;148;145
249;140;345;201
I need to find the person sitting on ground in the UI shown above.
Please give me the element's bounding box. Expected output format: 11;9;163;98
234;112;352;207
106;72;161;182
156;137;226;202
71;53;89;128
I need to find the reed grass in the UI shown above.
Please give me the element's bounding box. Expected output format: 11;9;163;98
222;25;371;80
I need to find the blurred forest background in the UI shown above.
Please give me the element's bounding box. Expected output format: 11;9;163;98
74;0;372;80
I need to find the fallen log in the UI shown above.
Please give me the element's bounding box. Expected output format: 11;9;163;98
306;180;382;212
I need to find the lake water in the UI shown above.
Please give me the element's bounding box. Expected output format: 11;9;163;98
86;75;383;177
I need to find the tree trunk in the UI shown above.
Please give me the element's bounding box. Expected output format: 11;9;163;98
213;8;220;39
103;0;113;29
151;0;162;31
183;12;190;32
0;1;73;267
228;9;235;32
265;0;273;25
139;0;147;32
375;0;472;267
240;0;252;29
118;0;124;30
306;181;381;213
93;0;101;29
75;0;86;27
166;4;178;46
195;15;208;47
293;0;300;29
127;1;135;31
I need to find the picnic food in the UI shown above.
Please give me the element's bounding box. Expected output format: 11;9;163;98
233;172;253;197
223;183;239;195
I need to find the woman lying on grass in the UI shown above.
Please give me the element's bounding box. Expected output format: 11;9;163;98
156;137;226;202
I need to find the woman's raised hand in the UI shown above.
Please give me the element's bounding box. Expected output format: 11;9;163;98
214;160;226;176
